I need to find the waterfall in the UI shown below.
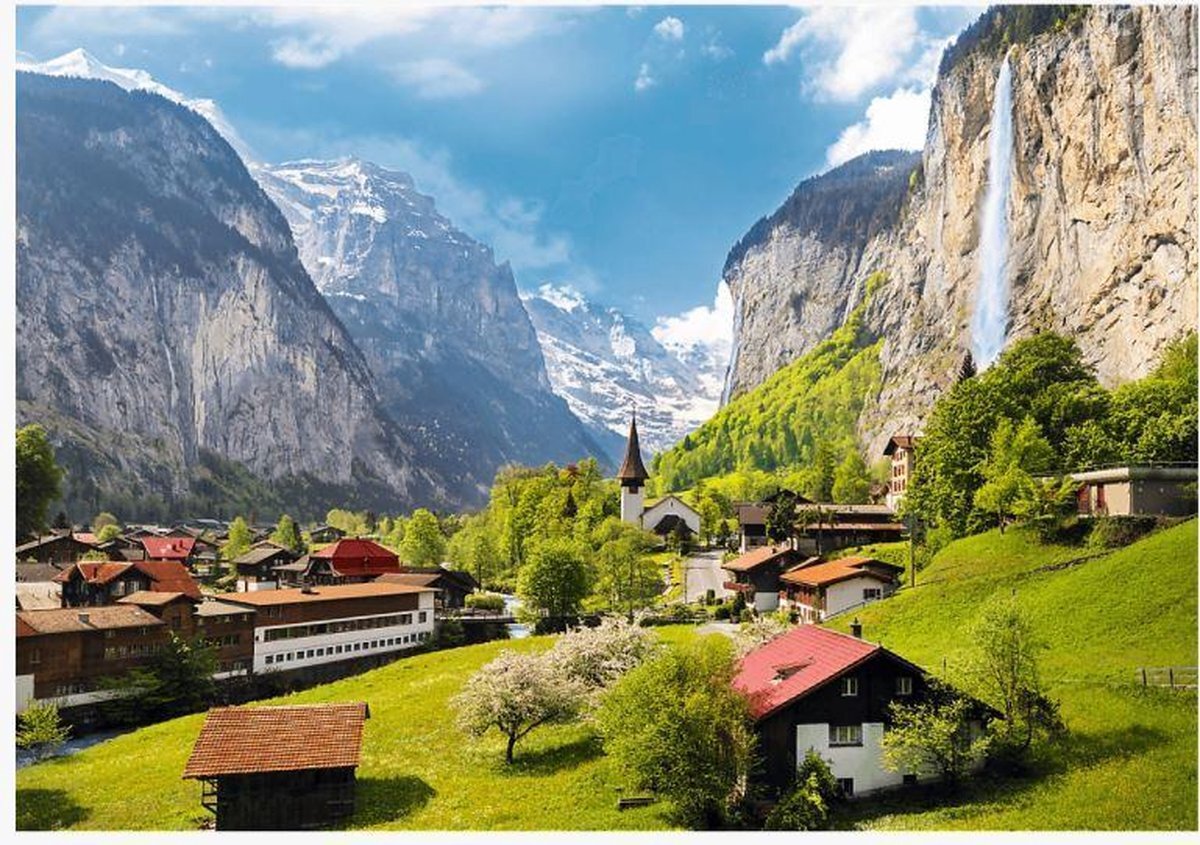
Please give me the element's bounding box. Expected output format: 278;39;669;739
970;56;1015;369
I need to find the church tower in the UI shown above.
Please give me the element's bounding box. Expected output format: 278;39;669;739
617;412;650;525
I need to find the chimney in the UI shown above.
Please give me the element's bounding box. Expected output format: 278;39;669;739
78;612;90;625
850;617;862;639
301;584;316;595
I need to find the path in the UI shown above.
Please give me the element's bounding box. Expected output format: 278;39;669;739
680;549;730;604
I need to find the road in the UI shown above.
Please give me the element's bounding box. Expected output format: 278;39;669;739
681;549;730;604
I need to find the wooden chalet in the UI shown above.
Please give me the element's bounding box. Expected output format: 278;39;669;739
140;536;198;565
793;503;906;555
722;545;812;612
16;531;94;564
376;566;478;610
303;538;402;585
778;556;904;622
309;524;347;544
233;543;296;591
55;560;201;607
183;702;370;830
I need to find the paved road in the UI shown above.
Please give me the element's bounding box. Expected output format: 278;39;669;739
681;549;730;604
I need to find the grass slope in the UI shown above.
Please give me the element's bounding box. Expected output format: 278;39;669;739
18;629;690;831
827;520;1198;830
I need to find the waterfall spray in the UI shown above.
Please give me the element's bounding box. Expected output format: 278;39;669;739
970;56;1015;369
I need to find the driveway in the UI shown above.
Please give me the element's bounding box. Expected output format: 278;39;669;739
680;549;730;604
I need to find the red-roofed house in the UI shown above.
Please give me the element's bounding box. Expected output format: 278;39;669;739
779;557;904;622
734;625;987;795
302;538;402;584
141;536;197;564
56;560;201;607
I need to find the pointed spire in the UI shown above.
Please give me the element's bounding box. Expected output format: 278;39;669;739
617;410;650;485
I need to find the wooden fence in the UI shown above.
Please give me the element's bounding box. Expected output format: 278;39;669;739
1136;666;1198;689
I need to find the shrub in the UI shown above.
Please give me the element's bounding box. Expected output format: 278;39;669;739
764;750;838;830
16;702;70;761
465;592;507;614
1087;516;1158;549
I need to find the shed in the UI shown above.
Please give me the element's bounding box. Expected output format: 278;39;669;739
183;702;370;830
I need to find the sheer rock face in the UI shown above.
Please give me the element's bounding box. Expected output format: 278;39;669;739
16;74;444;516
722;6;1197;458
257;159;609;505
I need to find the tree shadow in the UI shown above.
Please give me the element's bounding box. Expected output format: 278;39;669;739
349;776;436;827
16;788;91;830
506;734;604;777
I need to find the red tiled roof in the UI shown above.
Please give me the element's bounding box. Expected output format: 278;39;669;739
182;703;369;778
734;626;880;720
52;560;201;600
141;536;197;560
723;545;801;573
73;532;99;545
310;538;400;578
779;556;901;588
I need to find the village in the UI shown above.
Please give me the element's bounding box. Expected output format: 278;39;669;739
15;408;1197;831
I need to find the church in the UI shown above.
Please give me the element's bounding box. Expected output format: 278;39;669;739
617;413;702;538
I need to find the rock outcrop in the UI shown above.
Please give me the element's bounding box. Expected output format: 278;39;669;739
722;5;1197;457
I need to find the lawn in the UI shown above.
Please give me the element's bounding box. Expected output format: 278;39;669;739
827;520;1199;830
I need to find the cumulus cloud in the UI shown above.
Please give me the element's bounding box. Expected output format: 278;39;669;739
825;87;931;167
634;63;655;92
652;283;734;363
392;58;484;99
653;16;684;42
271;35;341;69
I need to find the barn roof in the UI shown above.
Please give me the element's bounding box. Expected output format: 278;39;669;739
778;556;902;588
234;544;293;566
218;582;430;607
734;626;881;720
722;545;801;573
17;605;165;636
182;703;370;778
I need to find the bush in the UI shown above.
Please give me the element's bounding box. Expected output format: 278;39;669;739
16;702;70;761
434;617;466;649
1087;516;1158;549
465;592;507;614
764;750;838;830
714;603;731;620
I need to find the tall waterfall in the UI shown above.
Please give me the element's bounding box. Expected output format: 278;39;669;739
971;56;1015;369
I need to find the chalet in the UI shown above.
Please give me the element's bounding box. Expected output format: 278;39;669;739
55;560;202;607
272;556;309;588
883;435;919;511
219;582;435;674
722;545;811;613
377;566;478;610
233;543;296;592
309;524;347;544
141;536;197;565
16;531;94;564
16;605;167;712
734;625;989;795
193;599;258;676
16;561;66;583
183;702;369;830
1069;465;1198;517
303;538;402;584
734;491;813;552
793;503;906;555
778;556;904;623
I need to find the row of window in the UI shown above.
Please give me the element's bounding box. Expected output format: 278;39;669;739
263;631;431;665
104;643;162;660
839;676;913;697
205;634;242;647
262;612;428;642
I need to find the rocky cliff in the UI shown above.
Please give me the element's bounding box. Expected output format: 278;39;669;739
257;160;609;504
723;5;1197;457
16;74;447;519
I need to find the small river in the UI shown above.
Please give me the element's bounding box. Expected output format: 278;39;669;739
500;593;532;639
17;728;127;770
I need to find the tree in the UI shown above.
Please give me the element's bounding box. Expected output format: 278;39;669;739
966;594;1064;763
881;682;989;787
401;508;446;567
16;424;64;539
1013;476;1078;540
92;512;120;533
958;350;977;382
733;613;791;655
972;416;1053;532
16;701;70;761
764;749;839;830
517;539;592;628
548;616;659;697
765;490;797;543
591;519;660;616
697;495;724;547
452;650;584;763
596;636;756;828
269;514;305;554
104;634;218;724
221;516;253;561
96;523;123;544
832;448;871;504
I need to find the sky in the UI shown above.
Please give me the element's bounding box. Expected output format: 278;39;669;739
15;4;984;351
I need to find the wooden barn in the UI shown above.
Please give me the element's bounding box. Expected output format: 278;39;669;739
183;702;370;830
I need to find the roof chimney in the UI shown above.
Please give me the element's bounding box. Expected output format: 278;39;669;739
78;612;90;625
850;617;862;639
300;584;316;595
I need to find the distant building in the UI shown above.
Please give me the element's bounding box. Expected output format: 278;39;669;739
232;543;296;592
722;545;811;613
734;625;990;795
778;556;904;623
1069;465;1197;517
883;435;919;511
377;566;478;610
641;494;701;539
734;490;814;552
219;582;435;674
183;702;369;830
616;413;703;538
117;592;256;678
308;525;347;544
793;503;906;555
55;560;202;607
16;532;94;564
141;536;197;565
303;538;402;584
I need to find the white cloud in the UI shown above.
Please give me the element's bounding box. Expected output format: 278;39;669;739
271;35;341;69
113;43;126;57
763;7;920;101
825;87;931;167
652;283;734;363
528;283;587;313
700;35;733;62
634;63;655;92
392;59;484;99
653;16;684;42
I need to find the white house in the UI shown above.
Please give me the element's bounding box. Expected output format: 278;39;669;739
778;556;904;623
640;494;702;538
616;414;702;539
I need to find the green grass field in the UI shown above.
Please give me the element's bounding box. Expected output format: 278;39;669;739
16;523;1197;831
827;520;1198;830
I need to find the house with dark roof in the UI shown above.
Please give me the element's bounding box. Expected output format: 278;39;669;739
183;702;369;830
883;435;920;510
16;531;94;564
302;538;402;584
377;566;478;609
232;543;296;592
308;524;346;544
734;625;989;796
722;545;811;612
55;560;202;606
778;556;904;623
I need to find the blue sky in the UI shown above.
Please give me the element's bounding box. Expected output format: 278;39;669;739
16;4;983;348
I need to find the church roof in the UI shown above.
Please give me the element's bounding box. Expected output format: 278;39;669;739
617;414;650;483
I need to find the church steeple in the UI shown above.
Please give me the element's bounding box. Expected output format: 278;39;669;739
617;411;650;487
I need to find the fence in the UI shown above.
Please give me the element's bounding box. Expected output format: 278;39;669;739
1136;666;1198;689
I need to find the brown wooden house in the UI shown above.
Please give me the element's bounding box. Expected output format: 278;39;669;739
377;566;479;609
183;702;370;830
55;561;201;607
16;532;94;564
722;545;811;613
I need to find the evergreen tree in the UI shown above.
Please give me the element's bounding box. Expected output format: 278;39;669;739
958;350;977;382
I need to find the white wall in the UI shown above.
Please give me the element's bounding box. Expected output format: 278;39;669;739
237;578;278;592
252;607;435;673
621;485;645;525
824;576;895;618
16;675;35;714
795;722;913;795
641;496;701;535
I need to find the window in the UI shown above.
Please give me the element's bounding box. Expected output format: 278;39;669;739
863;587;881;601
837;778;855;797
840;676;858;697
336;645;344;654
28;648;41;666
316;648;324;657
896;676;913;696
830;724;862;746
105;629;116;639
265;655;274;665
419;612;427;623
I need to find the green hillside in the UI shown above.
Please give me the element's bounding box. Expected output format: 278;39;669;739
650;273;886;494
827;520;1198;830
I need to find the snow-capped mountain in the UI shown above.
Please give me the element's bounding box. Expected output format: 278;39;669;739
521;285;727;456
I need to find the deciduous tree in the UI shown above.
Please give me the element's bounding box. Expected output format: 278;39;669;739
16;424;63;540
401;508;446;567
